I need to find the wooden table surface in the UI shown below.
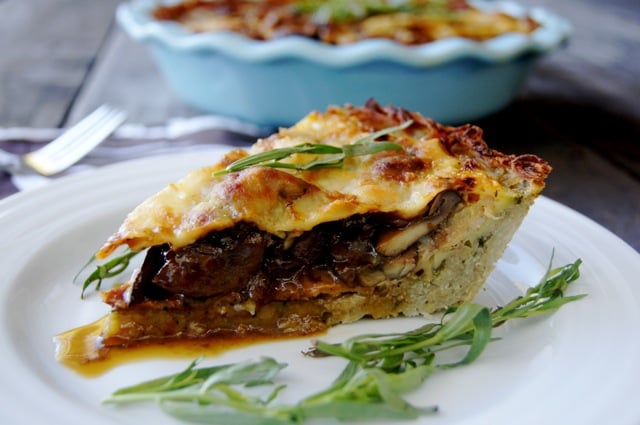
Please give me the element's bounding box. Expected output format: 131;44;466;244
1;0;639;253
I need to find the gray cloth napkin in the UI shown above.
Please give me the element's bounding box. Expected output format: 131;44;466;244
0;115;266;197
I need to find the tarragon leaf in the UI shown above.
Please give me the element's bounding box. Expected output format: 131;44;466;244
104;258;585;424
75;249;139;298
214;121;411;175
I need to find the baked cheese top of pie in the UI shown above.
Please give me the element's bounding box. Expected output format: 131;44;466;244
152;0;539;45
97;100;548;259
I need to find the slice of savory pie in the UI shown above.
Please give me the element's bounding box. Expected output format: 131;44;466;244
87;100;550;348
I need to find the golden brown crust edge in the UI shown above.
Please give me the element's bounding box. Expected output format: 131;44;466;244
350;99;552;188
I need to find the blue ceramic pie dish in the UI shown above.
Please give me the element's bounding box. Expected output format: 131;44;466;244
117;0;570;126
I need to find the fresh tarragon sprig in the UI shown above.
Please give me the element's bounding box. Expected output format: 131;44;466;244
306;259;584;365
104;258;584;424
214;120;411;176
75;249;139;298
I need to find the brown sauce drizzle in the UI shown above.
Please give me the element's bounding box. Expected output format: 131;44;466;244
54;317;319;377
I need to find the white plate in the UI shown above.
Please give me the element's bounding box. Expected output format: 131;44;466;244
1;148;639;425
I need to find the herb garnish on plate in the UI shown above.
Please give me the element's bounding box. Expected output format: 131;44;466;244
104;258;584;424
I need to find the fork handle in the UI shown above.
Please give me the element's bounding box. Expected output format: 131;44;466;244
0;149;22;173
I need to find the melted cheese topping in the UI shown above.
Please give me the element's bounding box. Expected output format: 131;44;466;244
96;101;549;259
153;0;539;45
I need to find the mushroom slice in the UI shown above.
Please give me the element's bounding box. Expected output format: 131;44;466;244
376;191;462;257
382;248;417;278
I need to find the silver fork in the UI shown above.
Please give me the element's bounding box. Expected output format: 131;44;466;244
0;105;127;176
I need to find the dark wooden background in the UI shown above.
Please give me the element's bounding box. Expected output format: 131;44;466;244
0;0;638;252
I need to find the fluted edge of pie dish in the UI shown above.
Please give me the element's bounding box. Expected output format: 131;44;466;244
119;0;569;66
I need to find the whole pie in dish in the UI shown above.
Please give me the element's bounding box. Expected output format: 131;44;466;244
64;100;550;356
153;0;540;45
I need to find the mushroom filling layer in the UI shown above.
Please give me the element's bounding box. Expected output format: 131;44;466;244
128;190;462;306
